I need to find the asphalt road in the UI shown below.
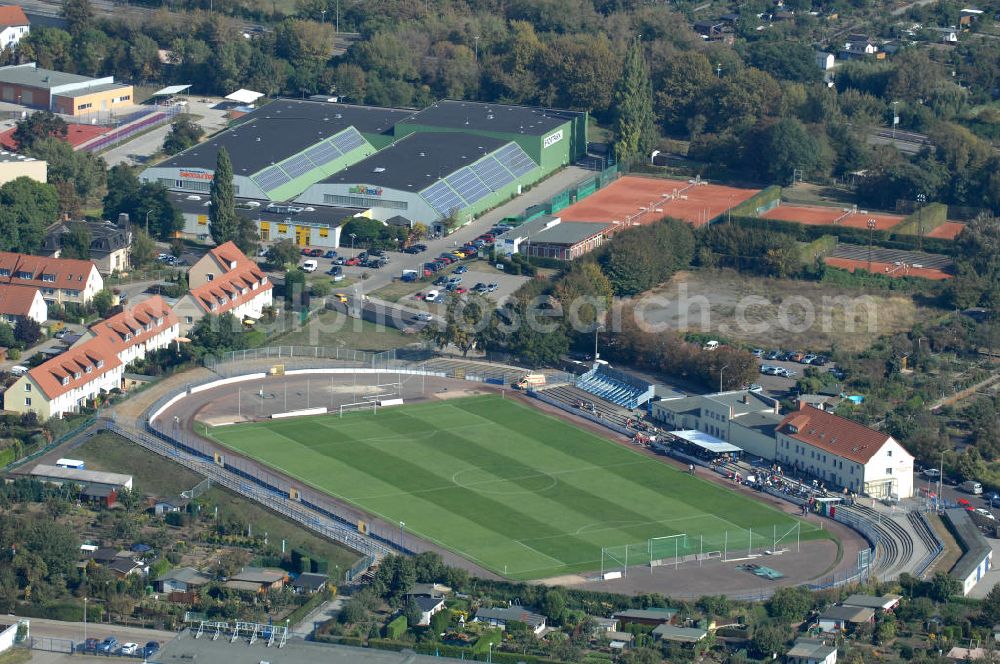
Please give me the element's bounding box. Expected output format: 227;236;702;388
101;99;232;167
306;165;594;300
10;614;176;651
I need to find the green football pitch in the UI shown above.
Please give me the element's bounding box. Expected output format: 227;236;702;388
205;395;829;580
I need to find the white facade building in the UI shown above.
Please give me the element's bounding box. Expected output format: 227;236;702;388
775;405;914;498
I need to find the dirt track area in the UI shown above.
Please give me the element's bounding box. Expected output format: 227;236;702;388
633;270;938;352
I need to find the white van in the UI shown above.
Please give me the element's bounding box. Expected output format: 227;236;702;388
10;365;28;376
961;480;983;495
703;340;720;351
301;259;318;272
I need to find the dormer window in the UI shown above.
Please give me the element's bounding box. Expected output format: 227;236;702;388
73;371;81;379
85;366;93;374
787;425;798;434
124;333;131;341
41;273;55;282
156;317;163;325
61;377;69;386
0;269;9;277
16;270;31;279
97;360;104;368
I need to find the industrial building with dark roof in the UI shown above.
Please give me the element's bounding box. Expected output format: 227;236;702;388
142;97;588;233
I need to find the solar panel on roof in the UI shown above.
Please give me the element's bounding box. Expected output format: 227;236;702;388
470;156;515;192
330;127;366;154
304;140;341;168
445;167;490;206
421;180;466;216
494;142;537;178
252;166;292;192
279;153;315;179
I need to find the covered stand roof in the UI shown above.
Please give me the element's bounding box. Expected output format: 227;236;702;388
670;430;742;453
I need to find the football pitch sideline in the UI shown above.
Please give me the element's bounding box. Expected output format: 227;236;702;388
205;395;829;580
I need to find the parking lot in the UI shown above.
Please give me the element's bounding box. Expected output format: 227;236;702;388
747;348;844;394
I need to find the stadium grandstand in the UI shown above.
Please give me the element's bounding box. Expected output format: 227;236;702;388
575;364;655;410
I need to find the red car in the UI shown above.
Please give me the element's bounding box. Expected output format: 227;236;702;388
346;257;361;266
300;248;311;256
958;498;972;507
453;287;467;294
309;248;324;257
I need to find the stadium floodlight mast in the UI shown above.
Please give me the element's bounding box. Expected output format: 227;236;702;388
866;218;877;272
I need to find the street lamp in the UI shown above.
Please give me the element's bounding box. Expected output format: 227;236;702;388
593;323;603;361
145;209;153;235
720;364;729;393
335;0;339;33
350;233;357;251
866;218;877;273
83;597;88;643
916;193;926;247
320;8;326;22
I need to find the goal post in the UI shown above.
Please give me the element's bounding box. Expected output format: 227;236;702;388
339;401;377;417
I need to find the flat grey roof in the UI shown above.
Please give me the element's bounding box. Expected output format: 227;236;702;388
55;82;131;98
787;639;836;659
531;221;610;246
0;150;39;163
155;629;467;663
842;594;901;610
651;624;707;642
0;64;97;89
159;99;410;175
944;508;993;581
401;100;577;136
31;463;132;487
732;411;784;437
321;131;508;192
170;194;361;226
707;390;778;415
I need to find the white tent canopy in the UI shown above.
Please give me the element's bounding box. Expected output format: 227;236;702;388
669;430;742;454
225;89;264;104
152;85;192;96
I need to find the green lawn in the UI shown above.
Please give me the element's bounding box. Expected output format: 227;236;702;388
272;311;414;351
204;396;828;580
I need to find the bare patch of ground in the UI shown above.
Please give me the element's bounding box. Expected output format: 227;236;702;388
634;270;938;352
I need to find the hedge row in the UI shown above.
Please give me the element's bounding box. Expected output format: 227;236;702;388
727;215;957;255
366;638;572;663
799;234;838;262
728;185;782;217
894;202;948;235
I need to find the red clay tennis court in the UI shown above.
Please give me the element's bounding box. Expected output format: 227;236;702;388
0;124;109;150
925;221;965;240
762;204;905;231
559;175;760;228
824;257;952;281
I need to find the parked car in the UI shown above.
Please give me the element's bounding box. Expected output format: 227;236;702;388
487;283;498;292
447;276;462;285
98;637;118;653
324;250;338;259
453;286;467;294
368;248;384;257
801;354;817;364
54;329;68;339
10;365;28;376
83;638;100;652
300;248;311;256
301;260;318;272
454;265;468;275
703;340;720;351
751;348;764;358
922;468;941;479
760;365;778;374
414;312;433;322
765;350;782;360
811;356;828;366
346;257;361;266
309;248;324;257
434;276;449;286
975;508;996;520
143;642;160;658
404;245;422;254
120;643;139;655
333;293;349;303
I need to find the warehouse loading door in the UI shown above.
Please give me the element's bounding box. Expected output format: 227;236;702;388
295;226;309;246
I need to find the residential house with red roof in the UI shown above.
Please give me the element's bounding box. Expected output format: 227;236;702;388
3;296;179;419
775;405;913;499
0;252;103;306
171;241;272;333
0;6;29;48
0;284;46;325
